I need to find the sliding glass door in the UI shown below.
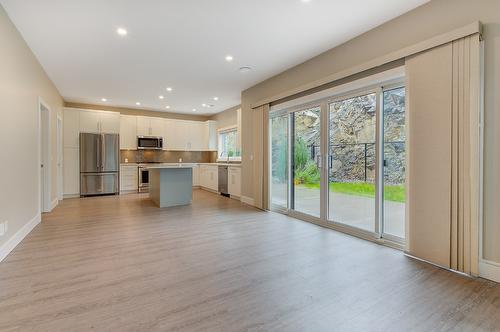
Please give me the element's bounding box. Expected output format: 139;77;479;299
291;107;321;217
328;92;377;233
270;114;289;210
382;87;406;239
269;81;406;244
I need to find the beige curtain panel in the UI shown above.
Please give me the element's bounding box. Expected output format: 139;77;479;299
252;104;270;210
406;33;481;276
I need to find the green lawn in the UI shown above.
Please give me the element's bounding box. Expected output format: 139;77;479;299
302;181;405;203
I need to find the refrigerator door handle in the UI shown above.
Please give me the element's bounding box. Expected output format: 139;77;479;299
96;134;101;171
100;134;105;169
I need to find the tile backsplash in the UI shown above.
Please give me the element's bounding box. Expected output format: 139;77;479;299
121;150;217;164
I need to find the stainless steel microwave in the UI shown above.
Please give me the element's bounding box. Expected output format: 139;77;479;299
137;136;163;150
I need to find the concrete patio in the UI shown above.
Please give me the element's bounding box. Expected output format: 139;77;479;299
271;184;405;238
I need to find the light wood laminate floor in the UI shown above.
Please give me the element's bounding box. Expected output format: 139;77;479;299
1;190;499;332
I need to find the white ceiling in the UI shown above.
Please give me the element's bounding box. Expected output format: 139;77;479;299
1;0;429;115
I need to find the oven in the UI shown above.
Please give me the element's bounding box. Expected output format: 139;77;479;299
138;166;149;193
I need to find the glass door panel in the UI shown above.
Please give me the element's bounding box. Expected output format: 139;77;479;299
270;114;289;209
328;93;377;232
292;107;321;217
382;87;406;239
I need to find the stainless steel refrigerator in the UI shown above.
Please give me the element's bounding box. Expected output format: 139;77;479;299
80;133;119;196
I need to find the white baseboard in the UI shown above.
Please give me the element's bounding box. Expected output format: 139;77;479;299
0;214;41;263
63;193;79;199
479;259;500;283
230;195;241;201
50;198;59;211
240;195;255;206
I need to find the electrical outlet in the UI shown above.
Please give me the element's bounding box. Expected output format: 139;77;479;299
0;220;7;236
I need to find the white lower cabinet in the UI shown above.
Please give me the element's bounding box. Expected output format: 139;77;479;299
228;167;241;197
200;165;218;192
120;165;138;192
63;147;80;196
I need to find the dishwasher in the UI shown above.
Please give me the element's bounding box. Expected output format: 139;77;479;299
218;166;229;197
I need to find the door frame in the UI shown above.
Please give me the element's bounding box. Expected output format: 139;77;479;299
268;77;406;249
38;97;52;213
57;114;63;201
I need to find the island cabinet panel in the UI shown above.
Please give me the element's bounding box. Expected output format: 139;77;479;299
228;167;241;197
149;167;193;208
192;165;200;186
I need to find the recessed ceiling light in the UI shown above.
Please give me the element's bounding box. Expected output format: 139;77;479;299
166;87;173;92
165;105;170;109
101;98;107;102
225;55;233;62
116;27;128;36
239;66;252;73
159;95;164;99
136;102;141;106
192;108;197;112
301;0;312;3
213;97;219;101
202;103;207;107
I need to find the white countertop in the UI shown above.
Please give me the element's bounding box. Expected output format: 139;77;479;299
146;164;195;169
121;162;241;167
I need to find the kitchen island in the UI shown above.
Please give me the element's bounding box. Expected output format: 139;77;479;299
147;164;193;208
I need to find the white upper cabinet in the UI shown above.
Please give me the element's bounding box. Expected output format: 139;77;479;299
79;110;101;133
206;120;217;151
79;110;119;134
150;117;164;137
163;120;217;151
120;115;137;150
63;108;80;148
137;116;164;137
164;119;180;150
189;121;206;151
136;116;149;136
99;112;120;133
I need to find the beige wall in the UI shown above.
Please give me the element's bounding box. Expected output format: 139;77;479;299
241;0;500;262
65;102;210;121
210;105;242;155
0;5;64;249
210;105;240;129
